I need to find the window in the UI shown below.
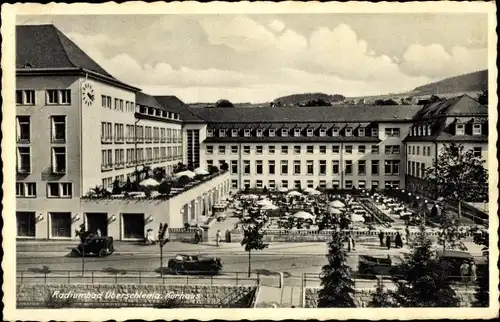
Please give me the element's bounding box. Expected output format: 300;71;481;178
281;145;288;154
256;129;263;137
17;211;36;237
293;128;301;137
46;89;71;105
256;146;263;154
269;146;275;154
371;145;379;155
385;145;400;155
16;90;35;105
231;180;238;189
114;98;119;110
50;212;72;237
294;146;301;154
358;145;366;154
345;127;353;136
332;145;340;154
305;160;314;175
384;180;400;189
384;160;400;175
319;145;326;154
231;129;238;137
206;160;213;166
207;129;214;137
268;160;275;174
332;160;340;174
307;128;314;137
281;160;288;174
115;149;125;168
219;129;226;137
16;116;30;142
473;147;482;158
106;96;112;108
319;180;327;189
345;145;353;154
306;145;314;154
473;124;482;135
101;149;113;170
427;125;432;136
231;146;238;154
332;127;340;136
358;160;366;175
418;126;422;136
256;180;263;189
371;180;379;190
256;161;263;174
244;129;251;137
47;182;72;198
269;180;276;189
332;180;340;189
319;128;326;137
371;128;378;137
243;160;250;175
412;146;416;155
319;160;327;175
281;180;289;189
358;180;366;190
114;124;124;143
294;161;301;175
416;146;420;155
231;160;238;174
294;180;301;189
345;161;353;175
218;146;226;155
307;180;314;188
420;163;426;178
206;146;213;154
243;146;250;154
16;182;36;197
371;160;379;175
269;129;276;137
384;128;400;137
52;147;66;174
358;128;365;137
218;160;225;169
345;180;353;189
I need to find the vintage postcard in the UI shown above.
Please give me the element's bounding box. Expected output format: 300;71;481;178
2;1;498;320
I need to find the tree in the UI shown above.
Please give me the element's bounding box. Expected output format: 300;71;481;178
476;90;488;106
176;175;191;188
153;167;166;182
470;227;489;307
111;179;121;195
173;162;188;174
241;220;269;277
437;208;467;252
215;99;234;108
391;225;460;307
220;162;229;171
158;181;172;195
425;143;488;212
158;223;170;273
368;278;396;307
318;231;356;307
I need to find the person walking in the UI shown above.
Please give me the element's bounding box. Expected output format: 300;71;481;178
395;232;403;248
379;230;385;247
385;235;391;250
469;260;477;283
460;261;470;284
350;232;356;251
194;230;200;244
405;225;410;246
216;229;222;247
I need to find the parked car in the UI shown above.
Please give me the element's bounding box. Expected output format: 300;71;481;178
70;236;115;257
167;254;223;275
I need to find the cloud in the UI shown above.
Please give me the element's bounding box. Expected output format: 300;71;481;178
268;20;285;33
399;43;488;78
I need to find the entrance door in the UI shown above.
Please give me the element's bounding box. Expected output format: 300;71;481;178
86;213;108;236
122;213;145;239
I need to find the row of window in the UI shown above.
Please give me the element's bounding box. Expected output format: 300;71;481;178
101;147;182;171
207;127;402;138
455;123;483;136
16;182;72;198
207;159;401;176
408;161;427;179
17;116;66;143
16;89;71;105
206;144;401;155
231;179;400;190
17;147;66;174
137;105;180;121
101;122;182;143
101;95;135;113
407;145;433;157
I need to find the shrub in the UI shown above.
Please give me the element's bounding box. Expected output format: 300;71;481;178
158;181;172;195
177;175;191;187
208;165;219;175
220;162;229;171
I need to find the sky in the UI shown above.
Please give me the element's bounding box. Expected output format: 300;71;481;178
18;14;488;103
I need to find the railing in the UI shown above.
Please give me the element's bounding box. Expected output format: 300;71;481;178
359;198;394;226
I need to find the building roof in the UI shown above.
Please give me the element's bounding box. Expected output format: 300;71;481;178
154;95;206;122
413;95;487;120
190;105;422;123
203;136;380;144
136;92;164;110
16;24;139;91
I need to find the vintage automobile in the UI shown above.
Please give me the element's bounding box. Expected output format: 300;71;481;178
167;254;223;275
70;236;115;257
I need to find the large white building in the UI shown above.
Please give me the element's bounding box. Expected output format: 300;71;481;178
15;24;488;240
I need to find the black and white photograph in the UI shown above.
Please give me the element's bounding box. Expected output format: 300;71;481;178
2;1;498;320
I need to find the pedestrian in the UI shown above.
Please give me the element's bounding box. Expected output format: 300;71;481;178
385;235;391;250
96;229;101;237
216;229;222;247
405;225;410;246
469;260;477;283
395;232;403;248
350;232;356;251
194;230;200;244
460;261;470;284
379;230;385;247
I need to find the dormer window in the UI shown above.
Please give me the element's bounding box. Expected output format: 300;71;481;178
282;128;288;137
219;129;226;137
423;126;427;136
231;129;238;137
371;128;378;137
244;129;251;137
418;126;422;136
307;128;314;137
455;124;465;136
427;125;432;136
473;123;482;135
207;129;214;137
332;127;339;136
319;128;326;137
256;129;263;137
358;128;365;137
269;129;276;137
294;128;301;137
345;127;353;136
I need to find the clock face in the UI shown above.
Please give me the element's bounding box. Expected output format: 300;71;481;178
82;83;95;106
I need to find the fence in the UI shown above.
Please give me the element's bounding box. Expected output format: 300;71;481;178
16;269;272;287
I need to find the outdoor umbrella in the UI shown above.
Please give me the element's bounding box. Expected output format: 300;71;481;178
278;187;289;193
194;167;210;175
351;214;365;222
293;211;315;220
303;187;315;194
139;178;160;187
174;170;196;179
261;204;279;210
329;200;346;208
257;199;273;206
328;207;343;215
309;189;321;195
287;191;302;197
